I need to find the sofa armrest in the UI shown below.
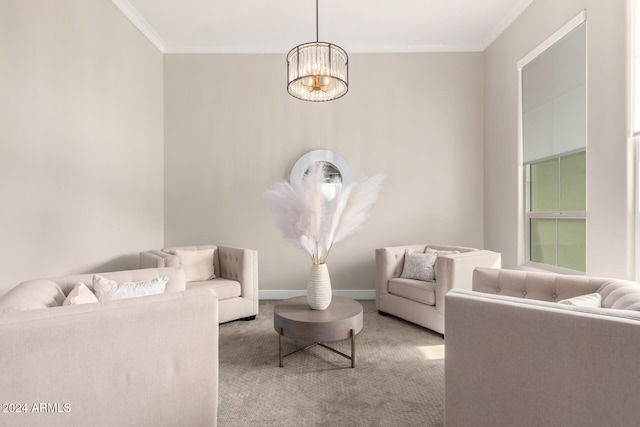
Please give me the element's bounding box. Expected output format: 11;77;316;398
140;250;171;268
217;245;258;303
434;250;501;313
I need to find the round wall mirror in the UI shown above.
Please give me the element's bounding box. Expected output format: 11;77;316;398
290;150;354;200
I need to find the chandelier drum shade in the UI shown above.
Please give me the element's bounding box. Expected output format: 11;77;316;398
286;0;348;102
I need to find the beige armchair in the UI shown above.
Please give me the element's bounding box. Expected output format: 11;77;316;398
375;244;501;334
141;245;258;324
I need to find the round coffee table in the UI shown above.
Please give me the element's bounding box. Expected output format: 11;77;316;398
273;296;363;368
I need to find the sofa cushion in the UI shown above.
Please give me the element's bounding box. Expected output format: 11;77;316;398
558;292;602;308
93;274;168;301
63;282;98;306
389;278;436;305
400;250;437;282
174;249;216;282
598;280;640;311
187;279;241;301
0;279;66;313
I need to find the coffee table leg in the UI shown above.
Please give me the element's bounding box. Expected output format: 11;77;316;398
351;329;355;368
279;328;284;367
278;327;357;368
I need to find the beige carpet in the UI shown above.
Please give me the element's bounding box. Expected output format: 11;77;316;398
218;300;445;426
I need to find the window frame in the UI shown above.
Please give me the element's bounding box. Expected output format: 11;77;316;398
518;11;588;275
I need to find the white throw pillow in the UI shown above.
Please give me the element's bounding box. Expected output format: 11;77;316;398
63;282;98;306
174;249;216;282
93;275;168;302
400;250;437;282
558;292;602;308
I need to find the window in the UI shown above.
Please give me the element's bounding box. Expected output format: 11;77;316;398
519;13;587;273
526;151;586;272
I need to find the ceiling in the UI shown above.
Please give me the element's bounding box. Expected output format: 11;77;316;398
111;0;534;54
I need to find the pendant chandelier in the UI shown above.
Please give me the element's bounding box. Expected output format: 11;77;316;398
286;0;348;102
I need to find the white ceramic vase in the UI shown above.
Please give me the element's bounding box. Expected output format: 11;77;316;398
306;263;332;310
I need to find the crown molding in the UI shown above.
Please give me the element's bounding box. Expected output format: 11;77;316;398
110;0;166;53
163;43;485;55
482;0;535;51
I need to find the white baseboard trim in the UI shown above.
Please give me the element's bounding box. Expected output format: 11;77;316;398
259;289;376;300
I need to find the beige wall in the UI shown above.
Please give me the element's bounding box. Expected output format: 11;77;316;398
4;0;628;297
0;0;164;295
483;0;632;278
164;53;485;293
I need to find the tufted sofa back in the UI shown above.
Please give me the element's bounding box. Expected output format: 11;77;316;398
0;267;187;314
474;267;605;302
473;267;640;310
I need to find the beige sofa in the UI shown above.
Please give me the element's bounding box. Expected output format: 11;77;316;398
445;267;640;427
140;245;258;324
375;244;501;334
0;267;219;427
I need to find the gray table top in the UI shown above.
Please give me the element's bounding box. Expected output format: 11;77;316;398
274;296;363;343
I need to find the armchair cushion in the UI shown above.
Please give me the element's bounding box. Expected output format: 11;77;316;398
389;278;436;305
188;279;241;300
174;248;216;281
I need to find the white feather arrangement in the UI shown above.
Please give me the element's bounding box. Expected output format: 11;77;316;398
265;163;384;265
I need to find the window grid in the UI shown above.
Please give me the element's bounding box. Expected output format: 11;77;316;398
524;152;586;273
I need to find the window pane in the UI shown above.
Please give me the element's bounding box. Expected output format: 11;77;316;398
560;151;586;211
530;158;559;212
557;219;586;272
530;219;556;265
522;21;586;163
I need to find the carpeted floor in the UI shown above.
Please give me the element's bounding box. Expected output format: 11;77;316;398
218;300;445;427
